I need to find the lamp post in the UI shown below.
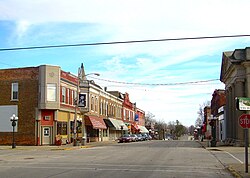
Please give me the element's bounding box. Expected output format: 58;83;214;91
10;114;18;149
73;65;100;146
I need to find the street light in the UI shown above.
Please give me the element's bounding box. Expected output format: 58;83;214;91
10;114;18;149
73;65;100;146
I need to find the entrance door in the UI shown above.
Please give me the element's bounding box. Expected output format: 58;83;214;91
42;127;51;145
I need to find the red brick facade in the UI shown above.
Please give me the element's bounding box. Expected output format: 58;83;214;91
0;67;39;145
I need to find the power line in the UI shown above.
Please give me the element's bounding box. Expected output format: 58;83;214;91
89;76;220;86
0;34;250;51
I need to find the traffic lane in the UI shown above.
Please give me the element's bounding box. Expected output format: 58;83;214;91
0;141;233;178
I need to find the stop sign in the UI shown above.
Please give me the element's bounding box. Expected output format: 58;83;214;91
239;114;250;128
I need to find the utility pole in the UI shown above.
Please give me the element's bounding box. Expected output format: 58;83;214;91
73;63;100;146
73;67;80;146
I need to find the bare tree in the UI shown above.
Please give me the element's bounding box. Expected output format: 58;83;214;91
145;112;156;127
196;101;211;126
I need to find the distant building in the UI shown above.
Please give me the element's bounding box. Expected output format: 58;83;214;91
204;106;211;139
211;89;226;142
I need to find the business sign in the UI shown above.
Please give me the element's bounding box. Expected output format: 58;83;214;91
78;93;87;107
236;97;250;111
134;114;139;121
239;114;250;128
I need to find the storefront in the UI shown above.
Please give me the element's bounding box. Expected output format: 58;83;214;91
138;125;149;134
85;115;108;142
104;118;128;140
131;123;140;134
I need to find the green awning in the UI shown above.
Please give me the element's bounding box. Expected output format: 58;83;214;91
104;118;128;130
138;125;149;133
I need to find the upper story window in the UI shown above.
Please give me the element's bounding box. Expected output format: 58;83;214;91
95;97;98;112
100;100;103;115
11;82;18;100
62;87;66;103
91;96;94;111
71;90;74;105
47;83;56;102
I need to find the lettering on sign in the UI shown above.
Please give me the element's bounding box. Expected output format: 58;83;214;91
239;114;250;128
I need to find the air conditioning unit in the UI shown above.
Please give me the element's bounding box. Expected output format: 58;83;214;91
44;116;51;120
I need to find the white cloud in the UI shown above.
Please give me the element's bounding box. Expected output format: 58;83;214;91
1;0;250;126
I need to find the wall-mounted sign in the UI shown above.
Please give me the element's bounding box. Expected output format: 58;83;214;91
236;97;250;111
78;93;87;107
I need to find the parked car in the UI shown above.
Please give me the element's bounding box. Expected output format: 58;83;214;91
141;133;149;141
118;134;132;143
136;134;143;141
130;134;138;142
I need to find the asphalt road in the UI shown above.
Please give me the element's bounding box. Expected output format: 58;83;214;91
0;140;233;178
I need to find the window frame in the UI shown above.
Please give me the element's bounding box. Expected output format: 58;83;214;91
11;82;18;101
47;83;57;102
62;87;66;103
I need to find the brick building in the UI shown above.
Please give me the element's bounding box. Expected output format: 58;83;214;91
211;89;226;142
0;64;146;146
0;67;39;145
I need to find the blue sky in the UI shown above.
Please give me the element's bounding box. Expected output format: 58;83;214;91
1;0;250;126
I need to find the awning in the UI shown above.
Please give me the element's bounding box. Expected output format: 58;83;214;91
131;123;140;130
104;118;128;130
138;125;149;133
85;116;107;129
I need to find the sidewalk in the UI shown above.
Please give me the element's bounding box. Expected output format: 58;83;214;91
0;140;118;151
198;140;250;178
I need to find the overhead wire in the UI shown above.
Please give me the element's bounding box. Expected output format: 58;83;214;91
0;34;250;51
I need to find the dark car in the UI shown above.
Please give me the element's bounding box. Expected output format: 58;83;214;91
131;134;138;142
118;134;132;143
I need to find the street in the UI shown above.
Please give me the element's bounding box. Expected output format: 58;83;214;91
0;140;234;178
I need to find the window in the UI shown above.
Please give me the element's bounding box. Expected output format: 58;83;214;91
66;88;69;104
100;101;103;115
91;96;94;111
71;90;74;105
95;97;98;112
57;122;68;135
62;87;66;103
47;84;56;102
106;102;108;116
11;82;18;100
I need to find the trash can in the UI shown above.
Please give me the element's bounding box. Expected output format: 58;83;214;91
81;137;86;146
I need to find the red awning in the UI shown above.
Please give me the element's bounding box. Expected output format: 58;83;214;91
85;116;107;129
131;123;139;130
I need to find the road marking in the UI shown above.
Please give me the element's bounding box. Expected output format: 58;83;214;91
224;151;243;164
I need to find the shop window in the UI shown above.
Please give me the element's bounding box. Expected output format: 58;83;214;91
103;129;108;137
57;122;68;135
